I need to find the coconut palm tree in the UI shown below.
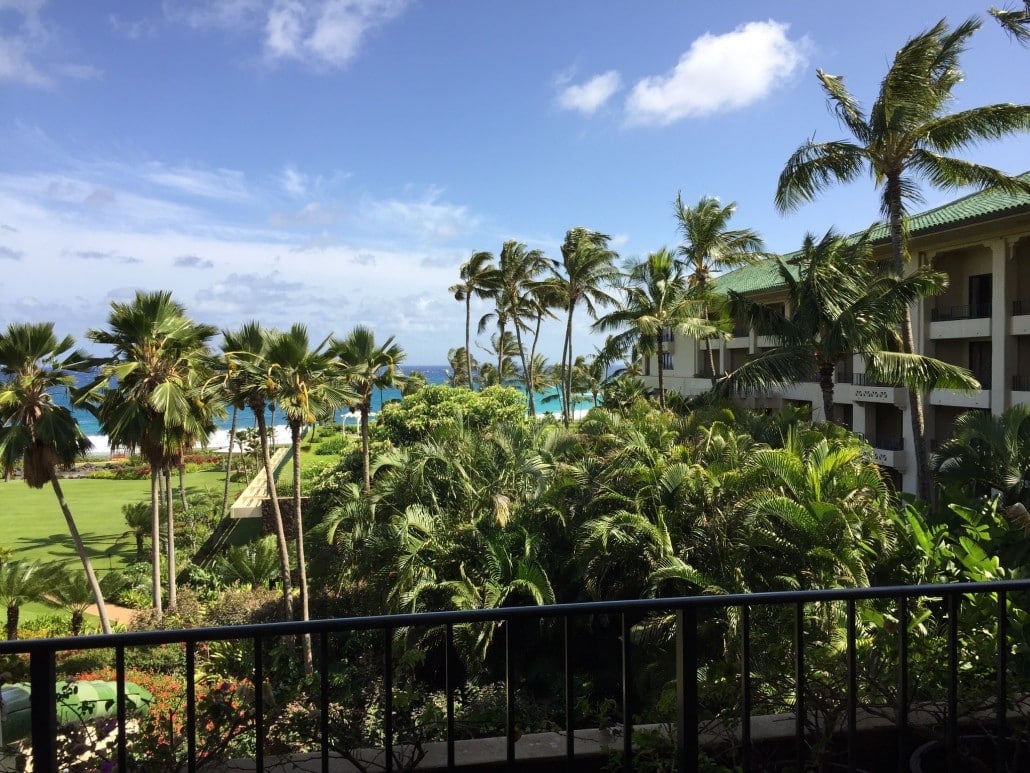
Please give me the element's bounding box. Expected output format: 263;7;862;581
331;326;406;494
775;17;1030;499
557;227;620;425
719;230;978;423
219;321;294;620
0;322;112;634
216;325;266;518
449;251;501;390
84;290;217;616
674;194;765;383
992;2;1030;43
594;248;721;409
265;324;355;671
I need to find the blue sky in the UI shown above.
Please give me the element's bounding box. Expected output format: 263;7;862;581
1;1;1028;364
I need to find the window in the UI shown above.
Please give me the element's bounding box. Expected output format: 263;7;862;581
968;274;992;318
969;341;991;388
660;353;674;370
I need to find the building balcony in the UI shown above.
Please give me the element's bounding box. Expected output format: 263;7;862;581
838;373;908;407
861;435;907;470
930;383;991;409
929;304;991;339
1013;375;1030;406
1011;300;1030;335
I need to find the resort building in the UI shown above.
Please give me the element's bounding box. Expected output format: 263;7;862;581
641;178;1030;493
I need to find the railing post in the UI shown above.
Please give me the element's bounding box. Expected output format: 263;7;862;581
621;612;633;773
676;607;699;773
29;646;57;773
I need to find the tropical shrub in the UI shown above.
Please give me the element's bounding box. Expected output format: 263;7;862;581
375;384;526;446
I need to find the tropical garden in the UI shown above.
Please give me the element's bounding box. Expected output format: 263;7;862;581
1;10;1030;771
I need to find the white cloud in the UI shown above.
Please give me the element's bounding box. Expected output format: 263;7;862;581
162;0;265;30
556;70;622;115
625;20;807;126
264;0;407;69
362;187;476;243
0;0;98;88
279;164;308;197
144;163;251;202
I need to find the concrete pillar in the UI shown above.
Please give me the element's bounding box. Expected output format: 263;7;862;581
991;239;1011;415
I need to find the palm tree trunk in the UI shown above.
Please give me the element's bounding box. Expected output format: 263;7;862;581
563;307;575;426
291;423;313;674
71;610;83;637
887;176;931;501
360;402;371;494
50;474;112;634
256;407;293;620
465;296;474;390
178;461;188;512
222;406;238;517
164;466;177;611
527;312;543;417
656;333;666;410
513;318;532;417
705;338;717;386
7;603;18;640
150;467;163;619
819;363;836;424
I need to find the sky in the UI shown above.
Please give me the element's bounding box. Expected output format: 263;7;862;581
1;1;1028;365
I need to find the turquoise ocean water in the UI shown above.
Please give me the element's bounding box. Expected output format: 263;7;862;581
57;366;596;437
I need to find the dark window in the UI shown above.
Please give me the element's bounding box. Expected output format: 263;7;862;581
969;341;991;388
968;274;992;318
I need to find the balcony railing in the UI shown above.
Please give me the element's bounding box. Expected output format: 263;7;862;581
860;434;904;451
931;303;992;321
853;373;899;388
1015;300;1029;316
1014;375;1030;391
2;581;1030;772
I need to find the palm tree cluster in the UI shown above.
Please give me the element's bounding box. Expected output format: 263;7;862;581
0;293;408;637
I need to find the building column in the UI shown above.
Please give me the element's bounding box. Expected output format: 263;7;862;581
991;239;1011;415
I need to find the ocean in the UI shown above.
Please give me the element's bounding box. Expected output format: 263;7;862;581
57;366;595;437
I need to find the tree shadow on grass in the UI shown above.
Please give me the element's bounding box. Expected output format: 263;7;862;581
12;531;134;567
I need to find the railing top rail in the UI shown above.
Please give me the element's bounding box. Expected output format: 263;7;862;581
4;579;1029;655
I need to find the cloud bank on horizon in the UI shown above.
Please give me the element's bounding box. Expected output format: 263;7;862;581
1;1;1027;363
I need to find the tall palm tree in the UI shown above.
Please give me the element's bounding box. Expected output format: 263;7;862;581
84;290;216;616
265;324;355;671
557;227;620;425
331;326;406;494
719;230;978;422
494;240;553;415
992;2;1030;43
595;248;719;409
216;325;266;519
449;251;501;390
0;322;111;634
674;194;765;383
220;321;294;620
775;17;1030;499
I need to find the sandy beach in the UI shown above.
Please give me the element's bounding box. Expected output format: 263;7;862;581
85;425;292;458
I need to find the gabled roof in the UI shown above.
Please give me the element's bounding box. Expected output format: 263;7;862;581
714;173;1030;296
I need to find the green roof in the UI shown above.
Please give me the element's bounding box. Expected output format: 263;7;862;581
714;173;1030;296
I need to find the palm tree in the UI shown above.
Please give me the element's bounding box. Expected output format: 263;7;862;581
674;194;765;383
216;536;282;590
84;290;217;616
719;230;978;422
449;251;501;390
478;331;519;388
931;404;1030;508
992;2;1030;43
0;560;53;640
0;322;111;634
265;324;355;671
220;321;294;620
45;566;125;636
595;248;720;409
331;326;406;494
216;325;266;518
494;240;553;415
775;17;1030;499
557;227;620;425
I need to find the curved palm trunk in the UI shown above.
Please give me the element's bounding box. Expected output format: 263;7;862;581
164;466;177;610
818;362;836;424
290;422;314;674
149;467;163;619
563;307;575;426
527;312;543;417
513;318;532;417
221;406;238;517
50;474;112;634
887;175;931;501
255;405;293;620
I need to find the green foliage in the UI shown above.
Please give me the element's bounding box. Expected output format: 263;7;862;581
314;434;351;455
375;384;527;446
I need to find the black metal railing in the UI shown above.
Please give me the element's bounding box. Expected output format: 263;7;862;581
853;373;899;388
660;326;674;343
835;369;853;384
931;303;992;322
1014;375;1030;391
3;581;1030;772
1015;300;1028;316
660;353;674;371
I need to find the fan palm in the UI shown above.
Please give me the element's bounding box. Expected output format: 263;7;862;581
0;322;111;634
775;17;1030;498
331;326;406;494
265;324;355;670
84;290;216;616
718;230;978;422
674;194;765;383
595;248;722;409
557;227;620;425
449;250;501;390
